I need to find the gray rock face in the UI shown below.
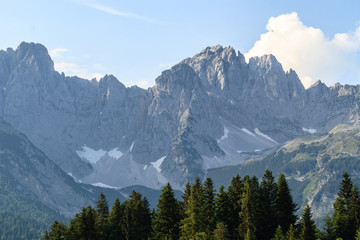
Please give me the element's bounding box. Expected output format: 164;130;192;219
2;42;360;189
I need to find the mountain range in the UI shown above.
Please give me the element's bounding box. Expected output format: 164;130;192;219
1;42;360;224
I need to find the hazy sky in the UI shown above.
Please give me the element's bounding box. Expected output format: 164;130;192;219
1;0;360;88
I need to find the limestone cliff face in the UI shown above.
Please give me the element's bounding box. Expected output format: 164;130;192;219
1;42;360;189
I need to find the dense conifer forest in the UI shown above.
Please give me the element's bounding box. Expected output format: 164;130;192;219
42;170;360;240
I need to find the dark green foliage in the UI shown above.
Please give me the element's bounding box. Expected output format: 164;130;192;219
0;171;66;240
122;191;152;240
180;182;191;219
244;227;256;240
227;174;243;239
79;206;97;240
325;172;358;240
215;185;230;228
66;206;97;240
108;198;123;240
299;205;317;240
350;186;360;231
180;177;206;239
42;220;67;240
42;171;360;240
286;224;297;240
275;173;298;232
203;177;216;234
153;183;181;240
356;227;360;240
239;175;257;239
271;225;286;240
214;222;230;240
257;169;278;240
95;192;109;239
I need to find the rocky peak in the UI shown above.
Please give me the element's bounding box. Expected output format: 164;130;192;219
306;80;329;103
154;63;202;93
247;54;305;103
182;45;247;91
14;42;54;73
248;54;283;74
99;74;126;89
311;80;325;87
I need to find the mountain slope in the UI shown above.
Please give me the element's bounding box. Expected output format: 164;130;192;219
1;42;360;189
208;124;360;218
0;118;126;218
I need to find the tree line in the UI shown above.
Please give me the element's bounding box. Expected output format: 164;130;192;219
42;170;360;240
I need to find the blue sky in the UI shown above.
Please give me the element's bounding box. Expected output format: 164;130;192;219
1;0;360;88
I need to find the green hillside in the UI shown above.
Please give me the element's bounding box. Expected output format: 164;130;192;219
208;124;360;221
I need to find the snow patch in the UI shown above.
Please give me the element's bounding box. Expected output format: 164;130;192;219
67;172;82;183
302;127;317;134
151;156;166;173
130;141;135;152
294;176;306;182
218;127;229;142
254;128;278;144
76;145;106;164
241;128;255;137
143;164;148;170
119;192;130;199
108;148;123;159
91;182;120;189
237;150;243;153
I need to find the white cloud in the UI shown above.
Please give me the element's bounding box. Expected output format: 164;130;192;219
136;80;151;89
54;62;103;80
245;12;360;88
50;48;104;81
49;48;69;58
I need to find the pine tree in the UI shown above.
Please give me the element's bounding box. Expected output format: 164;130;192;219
215;185;230;227
286;224;297;240
153;183;181;240
180;177;206;239
182;182;191;213
73;205;97;240
350;185;360;232
299;205;317;240
258;169;278;240
203;177;216;234
108;198;123;240
327;172;354;240
271;225;286;240
67;214;81;240
239;175;257;239
355;226;360;240
96;192;109;239
43;220;67;240
214;222;230;240
275;173;297;232
140;197;153;239
336;172;353;208
227;174;244;239
122;191;152;240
